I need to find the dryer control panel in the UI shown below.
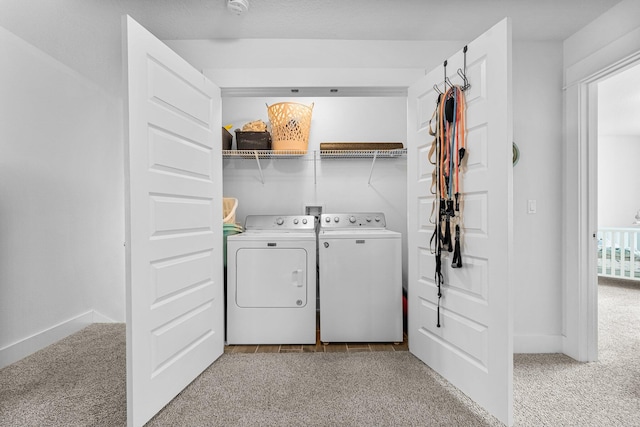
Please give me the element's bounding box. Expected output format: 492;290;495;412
244;215;316;231
320;213;386;229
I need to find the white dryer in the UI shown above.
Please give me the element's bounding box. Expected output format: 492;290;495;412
226;215;317;345
319;212;402;343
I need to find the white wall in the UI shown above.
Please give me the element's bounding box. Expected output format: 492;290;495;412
0;26;124;368
512;42;564;351
169;37;567;353
563;0;640;74
598;135;640;227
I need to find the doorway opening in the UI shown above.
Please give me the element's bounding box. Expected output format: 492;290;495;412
590;60;640;359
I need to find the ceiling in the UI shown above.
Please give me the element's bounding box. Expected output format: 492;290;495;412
0;0;623;44
141;0;620;41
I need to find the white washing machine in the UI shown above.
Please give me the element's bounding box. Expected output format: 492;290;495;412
226;215;317;345
319;212;402;343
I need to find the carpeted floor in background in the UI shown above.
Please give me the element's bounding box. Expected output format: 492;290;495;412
514;277;640;426
0;323;127;426
0;277;638;426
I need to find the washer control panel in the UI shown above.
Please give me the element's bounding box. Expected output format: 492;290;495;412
320;213;386;229
244;215;316;231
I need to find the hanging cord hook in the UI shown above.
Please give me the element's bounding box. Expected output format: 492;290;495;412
457;69;470;91
444;61;456;92
445;76;455;90
443;60;452;91
456;45;471;91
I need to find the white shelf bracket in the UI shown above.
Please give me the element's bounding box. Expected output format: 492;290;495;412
367;151;379;186
313;150;317;185
253;151;265;184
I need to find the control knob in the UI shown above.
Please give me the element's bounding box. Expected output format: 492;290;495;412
349;216;356;223
276;217;284;225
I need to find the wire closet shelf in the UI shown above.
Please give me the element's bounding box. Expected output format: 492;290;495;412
222;149;407;159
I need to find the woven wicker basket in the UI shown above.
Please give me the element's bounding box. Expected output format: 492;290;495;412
267;102;313;152
223;197;238;224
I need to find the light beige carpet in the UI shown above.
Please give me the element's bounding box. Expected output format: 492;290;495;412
0;323;126;426
147;351;500;426
514;277;640;426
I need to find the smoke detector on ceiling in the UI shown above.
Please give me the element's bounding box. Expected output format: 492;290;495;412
227;0;249;15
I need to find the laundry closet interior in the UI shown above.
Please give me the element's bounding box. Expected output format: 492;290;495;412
220;90;409;350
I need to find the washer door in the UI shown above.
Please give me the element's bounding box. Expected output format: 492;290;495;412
236;248;307;308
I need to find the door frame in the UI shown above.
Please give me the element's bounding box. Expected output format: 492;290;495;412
563;49;640;362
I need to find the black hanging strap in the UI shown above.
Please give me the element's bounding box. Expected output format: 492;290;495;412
434;92;444;328
430;46;471;328
443;217;452;252
452;224;462;268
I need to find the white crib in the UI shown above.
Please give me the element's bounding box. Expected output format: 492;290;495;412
597;227;640;281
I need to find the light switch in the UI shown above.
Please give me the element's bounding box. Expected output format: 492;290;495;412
527;199;537;214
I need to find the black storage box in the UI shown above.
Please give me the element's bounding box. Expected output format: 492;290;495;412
235;130;272;150
222;127;233;150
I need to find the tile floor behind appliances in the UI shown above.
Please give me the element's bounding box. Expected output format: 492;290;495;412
225;315;408;354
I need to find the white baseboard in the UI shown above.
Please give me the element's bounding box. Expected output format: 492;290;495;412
0;310;116;369
514;334;564;354
92;310;118;323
